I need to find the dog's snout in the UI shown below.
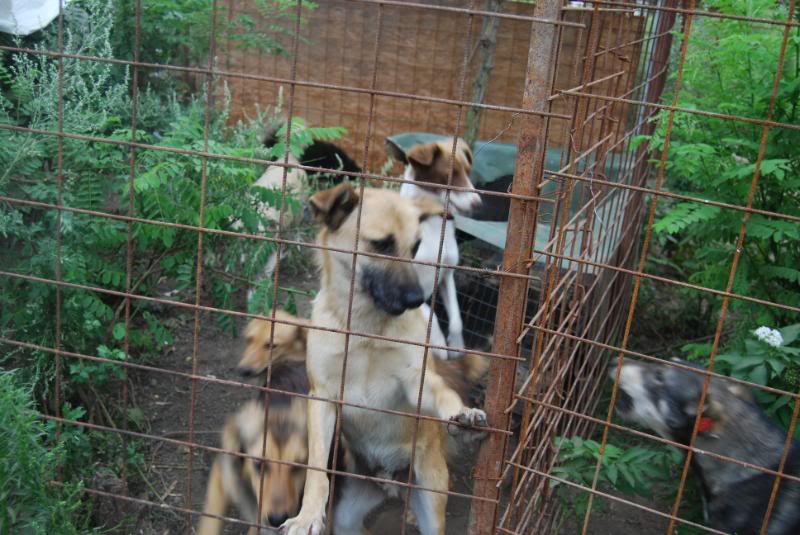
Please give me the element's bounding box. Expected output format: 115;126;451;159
237;366;256;378
362;266;426;315
268;513;289;527
403;284;425;309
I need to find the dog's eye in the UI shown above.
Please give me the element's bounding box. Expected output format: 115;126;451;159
370;235;395;255
290;465;305;475
411;239;422;257
263;342;273;350
253;459;268;473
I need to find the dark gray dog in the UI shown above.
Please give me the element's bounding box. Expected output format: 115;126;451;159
609;358;800;535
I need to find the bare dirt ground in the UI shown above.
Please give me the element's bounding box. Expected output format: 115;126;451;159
126;266;684;535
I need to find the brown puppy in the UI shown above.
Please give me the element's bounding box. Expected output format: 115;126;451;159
198;362;309;535
283;184;488;535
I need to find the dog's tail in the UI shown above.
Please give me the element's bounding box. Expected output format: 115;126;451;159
460;352;490;384
437;352;489;401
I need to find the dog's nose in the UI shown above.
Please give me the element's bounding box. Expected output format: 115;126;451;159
237;366;256;378
402;285;425;309
268;513;289;527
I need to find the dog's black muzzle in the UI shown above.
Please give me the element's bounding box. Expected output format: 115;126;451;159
268;513;289;527
362;266;425;315
237;366;261;378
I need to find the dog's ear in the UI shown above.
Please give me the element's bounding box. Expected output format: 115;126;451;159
309;183;360;231
414;196;453;221
456;138;473;167
407;142;440;167
384;139;408;164
683;392;725;420
726;382;754;402
222;417;244;461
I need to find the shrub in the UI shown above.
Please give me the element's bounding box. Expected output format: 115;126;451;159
1;0;342;381
639;0;799;434
0;0;343;527
551;436;681;518
0;371;93;534
712;323;800;430
110;0;317;92
647;0;799;331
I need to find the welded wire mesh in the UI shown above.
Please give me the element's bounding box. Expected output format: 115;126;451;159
1;0;798;534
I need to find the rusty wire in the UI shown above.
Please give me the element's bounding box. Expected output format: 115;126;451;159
2;0;799;534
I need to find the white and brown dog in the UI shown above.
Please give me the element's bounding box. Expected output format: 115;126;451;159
388;138;481;356
282;184;488;535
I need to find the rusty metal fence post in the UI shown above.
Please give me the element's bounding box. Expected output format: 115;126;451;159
467;0;563;532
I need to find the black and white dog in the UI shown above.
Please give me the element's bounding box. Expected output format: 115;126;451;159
610;359;800;535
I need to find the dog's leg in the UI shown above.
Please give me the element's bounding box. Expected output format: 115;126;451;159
332;477;384;535
441;269;464;358
197;459;228;535
410;442;448;535
282;396;335;535
421;303;449;360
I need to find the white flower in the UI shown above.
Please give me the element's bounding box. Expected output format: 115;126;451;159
754;326;784;348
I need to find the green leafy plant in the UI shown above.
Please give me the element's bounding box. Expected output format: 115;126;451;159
646;0;800;333
0;371;95;534
551;436;681;518
0;0;344;528
711;324;800;433
68;345;125;386
111;0;317;90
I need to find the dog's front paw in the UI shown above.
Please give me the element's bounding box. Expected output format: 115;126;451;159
447;407;488;438
281;511;325;535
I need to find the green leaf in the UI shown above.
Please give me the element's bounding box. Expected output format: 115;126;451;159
112;323;126;341
732;355;768;370
761;266;800;284
749;364;768;385
606;464;618;485
618;463;636;489
652;202;721;235
779;324;800;345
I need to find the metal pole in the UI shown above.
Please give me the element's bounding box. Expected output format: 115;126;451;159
468;0;563;532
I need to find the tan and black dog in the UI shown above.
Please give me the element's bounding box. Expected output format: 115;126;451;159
282;184;488;535
198;361;309;535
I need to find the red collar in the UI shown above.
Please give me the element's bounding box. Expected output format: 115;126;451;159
697;416;715;434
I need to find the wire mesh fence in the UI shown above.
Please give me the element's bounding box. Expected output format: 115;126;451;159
1;0;798;534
